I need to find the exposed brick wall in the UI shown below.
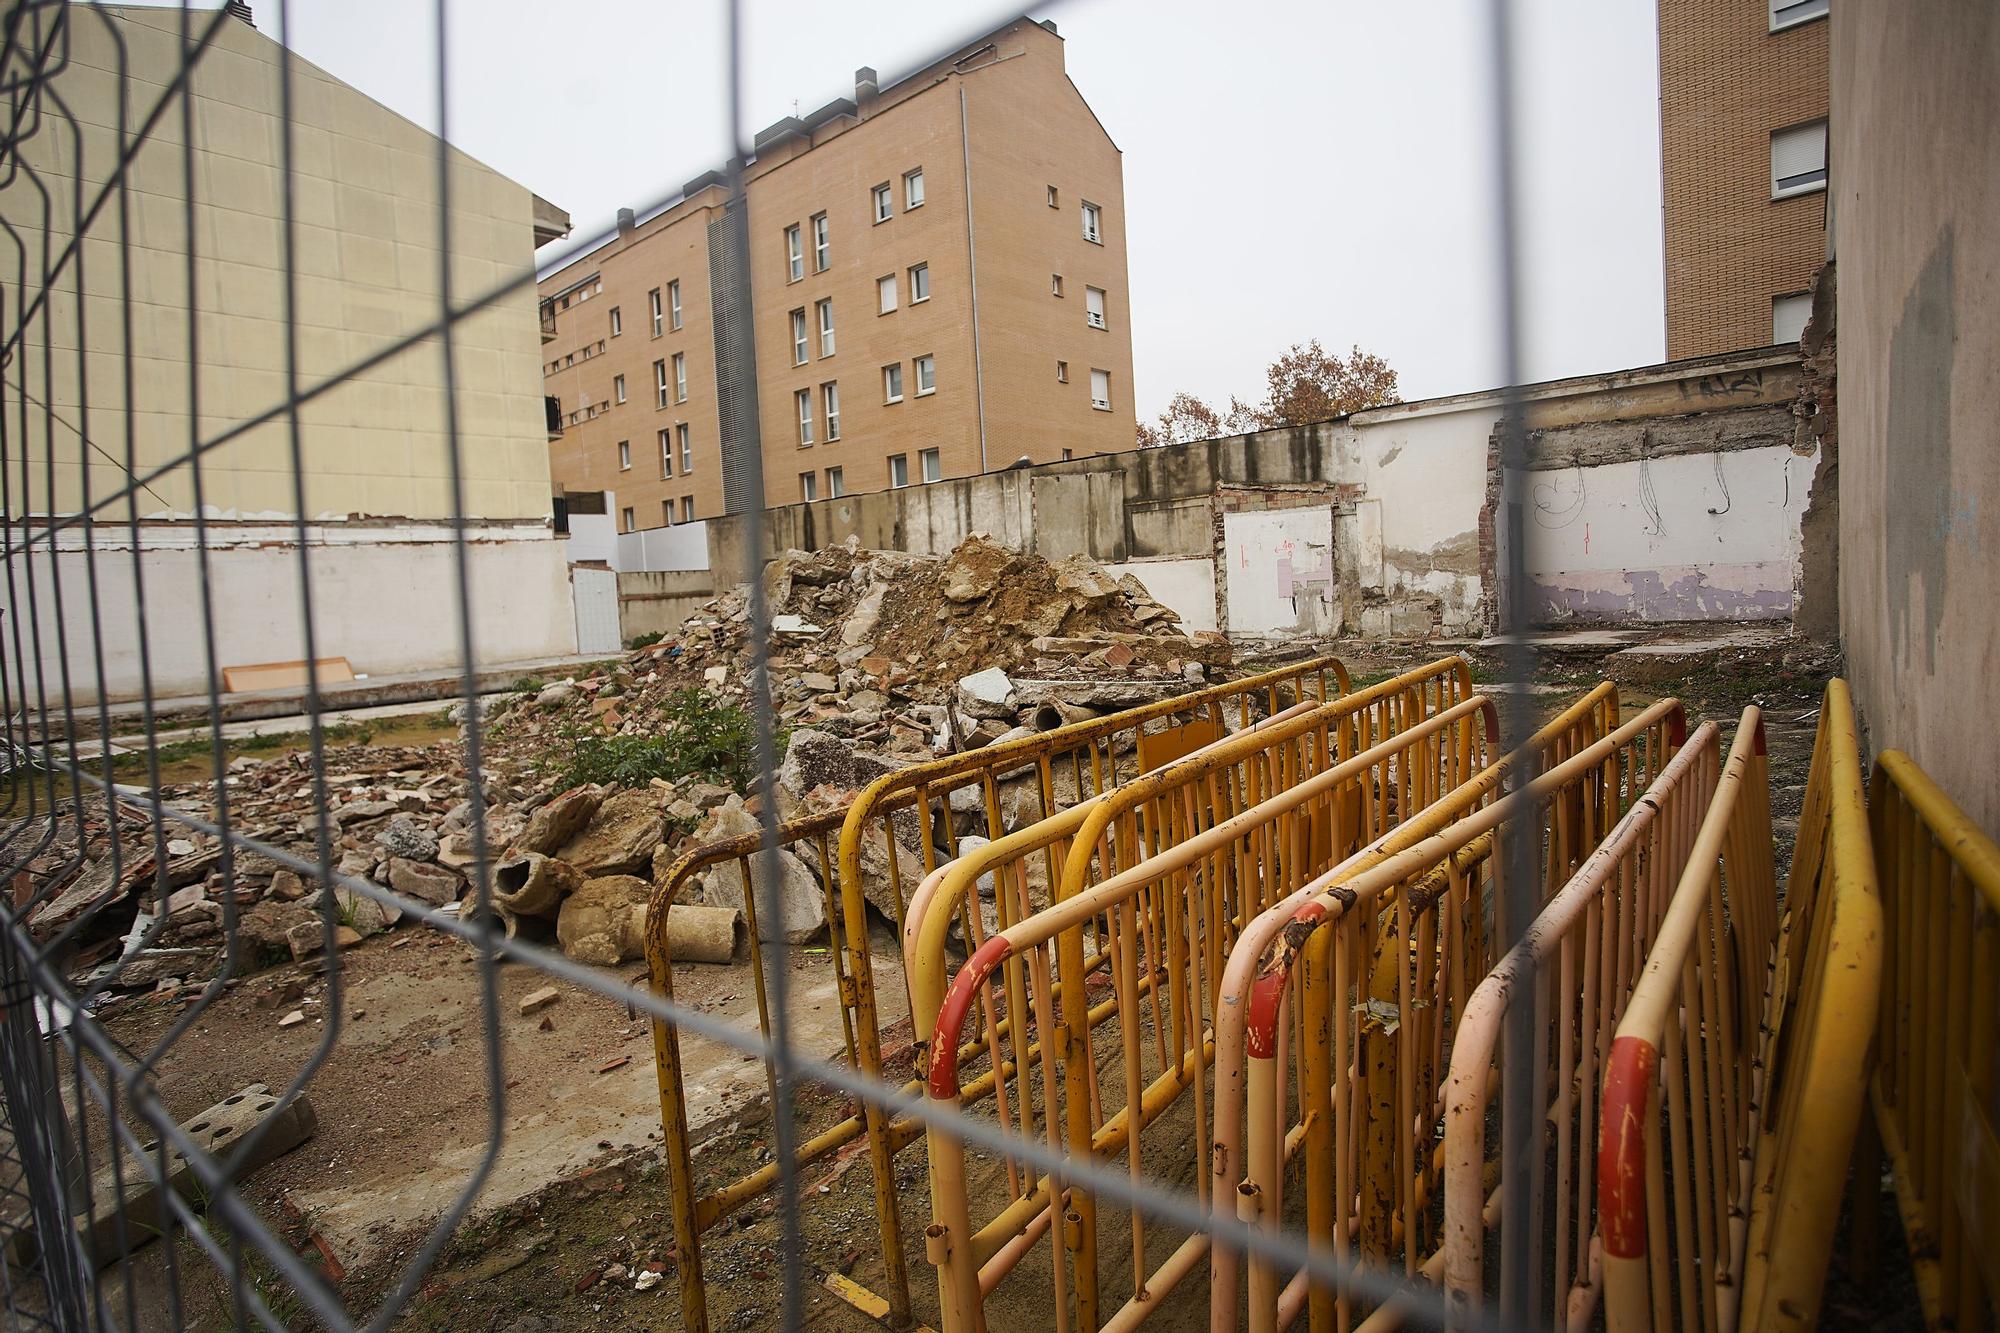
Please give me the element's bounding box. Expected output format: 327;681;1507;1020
1659;1;1829;359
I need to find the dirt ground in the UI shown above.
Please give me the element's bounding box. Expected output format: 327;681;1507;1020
64;624;1919;1332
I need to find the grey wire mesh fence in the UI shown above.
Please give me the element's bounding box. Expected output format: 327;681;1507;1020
0;0;1548;1328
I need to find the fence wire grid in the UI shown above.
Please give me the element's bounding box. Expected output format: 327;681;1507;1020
0;0;1557;1329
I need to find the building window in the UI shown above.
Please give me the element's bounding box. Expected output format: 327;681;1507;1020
610;306;622;337
1086;285;1106;329
1090;368;1111;411
823;381;841;440
1056;360;1068;383
663;500;674;526
811;212;830;272
827;466;844;497
883;363;904;403
1047;185;1058;208
791;309;808;365
673;352;687;402
677;423;692;473
659;428;673;477
909;262;929;303
650;288;663;336
1051;274;1064;298
1771;120;1828;198
654;359;668;408
915;354;936;396
920;448;941;484
817;298;836;357
889;454;909;488
1772;291;1812;343
622;506;635;531
681;495;694;522
879;274;898;314
800;471;818;501
614;374;627;404
1769;0;1828;30
796;388;814;445
1062;448;1073;460
785;224;804;282
872;183;892;223
1081;200;1102;244
904;168;925;210
618;440;631;470
668;280;682;331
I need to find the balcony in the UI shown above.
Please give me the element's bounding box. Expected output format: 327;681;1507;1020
539;298;557;342
545;395;563;440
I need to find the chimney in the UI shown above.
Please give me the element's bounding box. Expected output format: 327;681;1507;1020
616;207;635;237
225;1;254;25
855;66;879;110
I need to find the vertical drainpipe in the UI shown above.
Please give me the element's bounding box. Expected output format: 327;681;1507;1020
959;82;989;474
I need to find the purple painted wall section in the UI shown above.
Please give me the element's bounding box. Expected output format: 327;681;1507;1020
1531;563;1796;623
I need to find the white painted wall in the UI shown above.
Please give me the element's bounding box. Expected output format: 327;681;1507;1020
1222;508;1336;637
1105;557;1218;634
566;513;618;566
1347;405;1495;634
1521;444;1818;621
6;529;577;704
615;521;711;573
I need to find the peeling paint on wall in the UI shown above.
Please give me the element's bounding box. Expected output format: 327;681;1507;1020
1530;565;1795;622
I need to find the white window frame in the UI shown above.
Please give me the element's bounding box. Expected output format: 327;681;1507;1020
609;306;622;337
614;374;627;404
618;440;631;470
817;298;836;357
872;183;892;223
673;352;687;402
663;500;674;527
889;454;909;489
909;262;929;304
681;495;693;522
1770;120;1829;199
1081;200;1102;244
1056;360;1068;383
649;288;663;336
827;466;844;497
1772;290;1812;344
791;309;809;365
654;359;668;408
1769;0;1828;31
1085;285;1106;329
811;212;830;272
883;362;904;403
677;423;691;474
904;167;925;210
823;381;841;440
920;448;941;484
1090;368;1111;412
1047;185;1058;208
659;428;674;477
785;224;803;282
796;388;815;446
622;506;635;532
668;280;682;331
915;353;936;397
878;274;898;315
801;471;818;501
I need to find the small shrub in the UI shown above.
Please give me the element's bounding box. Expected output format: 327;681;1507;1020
509;675;548;693
628;630;666;650
553;688;780;793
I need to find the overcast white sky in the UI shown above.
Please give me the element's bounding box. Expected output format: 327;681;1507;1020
244;0;1666;414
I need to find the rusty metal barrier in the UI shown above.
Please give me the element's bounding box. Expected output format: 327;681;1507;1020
918;691;1492;1333
644;652;1351;1331
1600;679;1877;1333
1856;749;1999;1331
1434;713;1736;1333
1209;694;1685;1333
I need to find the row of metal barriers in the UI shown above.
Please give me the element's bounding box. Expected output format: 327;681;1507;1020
643;656;1998;1333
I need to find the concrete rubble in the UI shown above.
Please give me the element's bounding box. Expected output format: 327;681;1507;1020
32;534;1224;1004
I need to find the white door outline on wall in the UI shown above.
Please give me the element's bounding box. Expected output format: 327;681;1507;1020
1222;507;1337;637
572;567;622;654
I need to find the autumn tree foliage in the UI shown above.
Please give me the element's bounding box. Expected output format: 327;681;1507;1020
1136;341;1401;446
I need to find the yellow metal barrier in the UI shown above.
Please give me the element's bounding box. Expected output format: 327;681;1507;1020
1600;679;1879;1333
1212;696;1684;1333
1862;749;2000;1331
644;653;1350;1331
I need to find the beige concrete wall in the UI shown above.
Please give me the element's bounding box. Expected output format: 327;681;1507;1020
1831;2;2000;832
3;6;554;522
537;17;1135;527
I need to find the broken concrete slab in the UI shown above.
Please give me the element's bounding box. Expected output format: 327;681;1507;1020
510;787;601;857
956;668;1018;719
554;788;666;878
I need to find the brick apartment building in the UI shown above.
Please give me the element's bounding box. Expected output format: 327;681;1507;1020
1658;0;1829;358
536;18;1135;533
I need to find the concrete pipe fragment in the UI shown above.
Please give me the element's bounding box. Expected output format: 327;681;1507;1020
640;902;740;964
1026;698;1102;732
485;852;582;937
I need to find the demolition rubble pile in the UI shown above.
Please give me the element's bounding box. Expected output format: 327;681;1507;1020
30;536;1230;1001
